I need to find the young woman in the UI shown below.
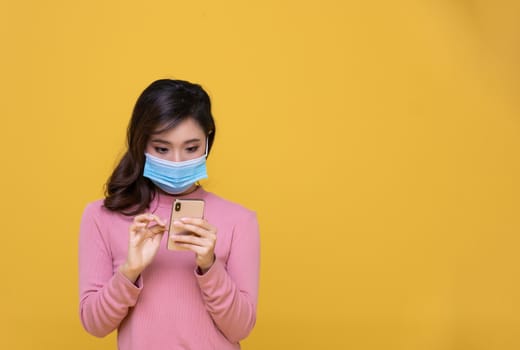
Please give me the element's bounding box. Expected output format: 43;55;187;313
79;79;260;349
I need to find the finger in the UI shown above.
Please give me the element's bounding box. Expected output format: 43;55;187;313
150;230;165;243
129;222;147;234
179;217;213;230
149;224;167;235
173;221;215;238
134;213;153;224
148;213;167;227
171;241;207;256
129;228;148;245
134;213;167;227
136;228;165;244
170;234;206;247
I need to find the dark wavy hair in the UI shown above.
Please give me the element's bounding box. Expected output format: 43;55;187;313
104;79;216;215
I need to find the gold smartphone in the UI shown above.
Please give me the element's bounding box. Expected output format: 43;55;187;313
167;199;205;250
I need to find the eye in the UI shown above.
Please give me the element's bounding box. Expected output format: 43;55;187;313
186;146;199;153
154;147;169;154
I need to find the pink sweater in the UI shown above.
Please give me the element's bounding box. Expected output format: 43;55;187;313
78;187;260;349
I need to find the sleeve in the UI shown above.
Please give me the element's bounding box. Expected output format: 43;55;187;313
195;210;260;343
78;202;143;337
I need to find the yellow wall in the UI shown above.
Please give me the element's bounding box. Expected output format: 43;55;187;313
1;1;519;349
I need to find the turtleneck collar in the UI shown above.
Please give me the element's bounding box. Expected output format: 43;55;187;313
150;186;208;211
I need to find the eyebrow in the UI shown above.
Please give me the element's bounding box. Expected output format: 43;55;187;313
150;138;201;145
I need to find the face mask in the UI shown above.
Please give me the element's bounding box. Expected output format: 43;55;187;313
143;141;208;194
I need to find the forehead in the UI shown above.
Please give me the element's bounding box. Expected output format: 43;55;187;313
151;118;205;143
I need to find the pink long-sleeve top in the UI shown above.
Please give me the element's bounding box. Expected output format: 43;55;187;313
78;187;260;349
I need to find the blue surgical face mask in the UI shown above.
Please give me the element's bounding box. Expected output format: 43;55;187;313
143;141;208;195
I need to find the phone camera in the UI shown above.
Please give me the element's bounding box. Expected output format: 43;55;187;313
175;202;181;212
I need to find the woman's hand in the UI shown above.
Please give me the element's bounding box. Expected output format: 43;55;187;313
171;218;217;273
119;213;167;283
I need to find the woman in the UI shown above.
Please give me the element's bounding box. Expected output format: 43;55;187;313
79;79;260;349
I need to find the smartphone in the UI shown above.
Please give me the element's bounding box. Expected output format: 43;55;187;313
167;199;205;250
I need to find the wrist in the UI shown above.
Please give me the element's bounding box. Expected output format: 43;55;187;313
197;255;216;275
119;263;142;284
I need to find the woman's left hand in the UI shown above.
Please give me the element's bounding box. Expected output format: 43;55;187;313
171;218;217;273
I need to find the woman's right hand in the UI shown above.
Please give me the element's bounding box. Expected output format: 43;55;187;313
119;213;167;283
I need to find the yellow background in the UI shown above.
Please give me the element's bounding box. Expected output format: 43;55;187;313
1;1;519;349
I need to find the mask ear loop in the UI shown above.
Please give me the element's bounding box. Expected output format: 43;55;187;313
206;129;214;155
195;135;210;189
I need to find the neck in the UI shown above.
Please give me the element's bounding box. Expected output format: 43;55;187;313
158;183;200;197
